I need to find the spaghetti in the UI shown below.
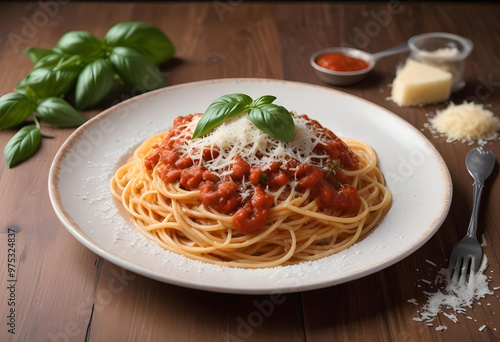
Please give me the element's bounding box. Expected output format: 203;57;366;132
110;112;391;268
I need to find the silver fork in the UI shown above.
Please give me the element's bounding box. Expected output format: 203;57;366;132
448;147;495;283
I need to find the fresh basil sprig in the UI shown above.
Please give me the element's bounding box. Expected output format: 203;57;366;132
192;93;295;141
4;118;42;168
22;48;54;64
37;98;86;127
105;22;175;64
0;93;36;129
75;58;115;110
1;21;175;167
109;46;166;91
55;31;105;61
17;66;82;99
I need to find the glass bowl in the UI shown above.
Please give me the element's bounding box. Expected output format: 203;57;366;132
408;32;473;92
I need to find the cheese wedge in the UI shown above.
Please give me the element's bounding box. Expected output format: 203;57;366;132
391;59;452;107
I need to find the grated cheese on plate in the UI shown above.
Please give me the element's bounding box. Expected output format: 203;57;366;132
428;102;500;144
181;113;330;176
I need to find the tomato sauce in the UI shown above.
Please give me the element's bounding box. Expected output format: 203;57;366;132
144;114;361;233
315;53;369;72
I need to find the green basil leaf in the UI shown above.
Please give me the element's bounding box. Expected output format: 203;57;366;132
251;95;276;108
55;31;104;60
34;53;83;72
15;74;34;94
22;87;40;103
248;105;295;141
22;48;54;64
0;93;36;129
75;58;115;110
37;97;85;127
105;22;175;64
192;93;253;139
4;125;41;168
33;52;64;69
57;55;85;70
16;67;80;98
109;46;166;91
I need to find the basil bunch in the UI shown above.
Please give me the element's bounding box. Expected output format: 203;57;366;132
192;93;295;141
1;22;174;167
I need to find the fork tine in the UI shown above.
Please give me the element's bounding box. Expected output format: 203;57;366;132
449;256;463;283
458;257;471;284
447;249;458;280
466;256;477;284
469;257;477;284
473;254;482;273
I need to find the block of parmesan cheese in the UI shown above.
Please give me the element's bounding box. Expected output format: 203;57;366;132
391;59;452;107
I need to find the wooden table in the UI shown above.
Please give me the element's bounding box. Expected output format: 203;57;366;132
1;2;500;341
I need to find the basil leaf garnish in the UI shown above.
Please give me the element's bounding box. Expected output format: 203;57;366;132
0;93;36;129
248;105;295;142
75;58;115;110
192;93;295;141
110;46;166;91
105;22;175;64
191;93;253;139
37;97;85;127
4;124;41;168
22;48;55;64
251;95;276;108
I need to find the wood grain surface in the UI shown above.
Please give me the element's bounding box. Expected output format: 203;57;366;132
1;2;500;341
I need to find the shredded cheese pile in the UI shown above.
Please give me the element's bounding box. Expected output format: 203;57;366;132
182;114;330;175
412;255;496;331
428;102;500;143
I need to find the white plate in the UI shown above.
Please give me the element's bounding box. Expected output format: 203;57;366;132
49;78;452;294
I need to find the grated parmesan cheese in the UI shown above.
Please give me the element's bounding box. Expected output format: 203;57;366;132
413;255;495;324
429;102;500;144
443;312;459;323
181;113;331;177
419;47;459;59
407;298;419;306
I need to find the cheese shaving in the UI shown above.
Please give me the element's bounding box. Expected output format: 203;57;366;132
181;113;330;176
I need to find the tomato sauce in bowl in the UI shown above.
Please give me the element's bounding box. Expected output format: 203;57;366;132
310;47;374;85
315;53;369;72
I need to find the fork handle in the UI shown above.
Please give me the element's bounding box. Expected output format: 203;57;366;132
466;181;484;237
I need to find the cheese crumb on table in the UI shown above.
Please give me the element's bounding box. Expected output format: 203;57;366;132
412;255;495;326
391;59;452;107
